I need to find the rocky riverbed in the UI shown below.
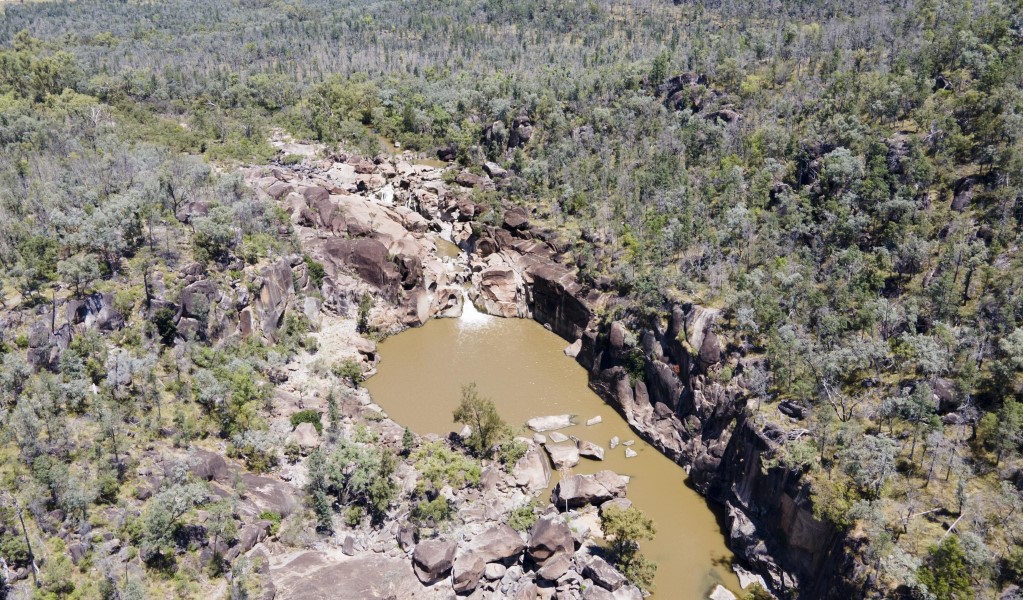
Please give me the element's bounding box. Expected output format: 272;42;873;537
227;143;657;599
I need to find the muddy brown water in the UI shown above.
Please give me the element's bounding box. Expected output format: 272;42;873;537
366;300;742;598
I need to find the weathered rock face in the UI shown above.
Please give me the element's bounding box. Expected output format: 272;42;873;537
323;238;399;293
584;556;627;592
526;517;573;565
254;258;295;339
551;471;628;509
66;292;124;332
513;446;551;492
451;525;525;593
576;439;605;461
544;443;580;470
412;539;457;584
465;214;855;598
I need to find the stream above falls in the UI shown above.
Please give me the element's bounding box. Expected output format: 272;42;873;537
365;298;742;598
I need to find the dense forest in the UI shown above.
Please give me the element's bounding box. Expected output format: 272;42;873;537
2;0;1023;598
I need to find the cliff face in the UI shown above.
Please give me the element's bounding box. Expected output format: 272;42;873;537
464;214;859;599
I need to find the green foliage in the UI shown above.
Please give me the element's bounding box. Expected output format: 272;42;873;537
1005;545;1023;585
332;359;364;386
411;441;481;493
742;583;774;600
306;438;397;525
258;511;282;536
916;536;972;600
151;306;178;345
401;427;415;457
507;501;538;532
411;496;452;527
497;438;527;470
600;505;657;591
303;254;326;289
356;293;373;334
138;483;209;566
452;382;508;457
290;409;323;435
192;208;237;264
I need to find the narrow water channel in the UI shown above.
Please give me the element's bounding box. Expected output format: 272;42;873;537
365;300;742;598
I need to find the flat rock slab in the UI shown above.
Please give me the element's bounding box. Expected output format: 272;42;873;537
548;432;569;443
585;415;603;426
527;414;574;432
545;443;580;469
271;551;448;599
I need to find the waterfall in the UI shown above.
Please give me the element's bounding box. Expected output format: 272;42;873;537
459;289;493;329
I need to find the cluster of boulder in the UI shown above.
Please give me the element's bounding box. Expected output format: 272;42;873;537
408;512;642;600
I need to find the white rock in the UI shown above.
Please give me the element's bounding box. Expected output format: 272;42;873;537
624;448;637;458
485;563;507;581
585;415;602;426
709;585;738;600
545;444;581;469
548;432;570;443
526;414;574;432
577;440;605;461
623;440;635;447
609;436;620;449
564;339;582;358
533;434;547;445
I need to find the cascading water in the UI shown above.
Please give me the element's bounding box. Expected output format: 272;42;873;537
458;289;493;329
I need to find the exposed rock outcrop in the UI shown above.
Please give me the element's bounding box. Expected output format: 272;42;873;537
551;471;628;509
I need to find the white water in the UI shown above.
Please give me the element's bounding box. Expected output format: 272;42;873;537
459;290;494;329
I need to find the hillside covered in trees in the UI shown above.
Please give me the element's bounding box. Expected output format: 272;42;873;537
2;0;1023;598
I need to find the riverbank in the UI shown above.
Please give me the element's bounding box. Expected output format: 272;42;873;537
239;139;855;599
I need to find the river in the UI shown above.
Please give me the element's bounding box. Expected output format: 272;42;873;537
365;297;742;598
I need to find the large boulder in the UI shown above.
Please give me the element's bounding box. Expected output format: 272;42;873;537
545;444;580;470
478;265;520;318
503;208;529;231
322;238;400;291
583;556;627;592
412;539;456;585
577;440;605;461
537;553;571;581
472;524;526;563
190;448;231;483
526;415;574;432
254;258;294;339
455;171;494;190
451;525;524;594
67;292;124;332
452;554;486;594
513;446;551;492
526;517;573;565
551;471;628;510
288;422;320;451
178;280;219;320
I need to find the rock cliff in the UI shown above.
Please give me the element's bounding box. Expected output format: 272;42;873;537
457;208;857;598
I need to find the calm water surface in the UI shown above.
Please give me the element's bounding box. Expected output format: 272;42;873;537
365;301;741;598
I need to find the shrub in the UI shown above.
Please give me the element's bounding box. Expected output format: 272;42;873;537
333;359;364;386
508;502;538;532
259;511;283;536
411;497;452;526
303;255;326;289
